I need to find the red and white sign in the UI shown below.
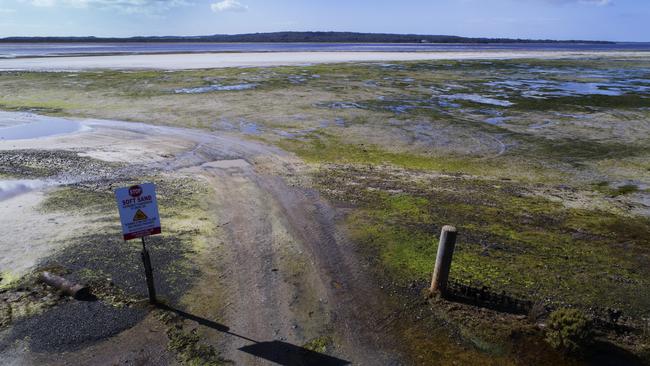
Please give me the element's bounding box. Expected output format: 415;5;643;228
115;183;162;241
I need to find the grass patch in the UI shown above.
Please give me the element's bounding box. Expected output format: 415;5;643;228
277;132;500;175
321;166;650;318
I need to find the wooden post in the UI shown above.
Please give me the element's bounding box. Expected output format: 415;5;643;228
430;225;457;296
141;237;157;305
40;272;91;300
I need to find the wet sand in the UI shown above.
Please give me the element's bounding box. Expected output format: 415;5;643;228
1;50;648;71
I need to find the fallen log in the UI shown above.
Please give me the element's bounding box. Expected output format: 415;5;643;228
39;272;91;300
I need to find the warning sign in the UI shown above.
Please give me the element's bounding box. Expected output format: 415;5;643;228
133;209;148;221
115;183;161;241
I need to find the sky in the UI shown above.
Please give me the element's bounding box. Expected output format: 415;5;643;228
0;0;647;41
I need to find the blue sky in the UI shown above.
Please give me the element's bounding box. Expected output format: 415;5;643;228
0;0;647;41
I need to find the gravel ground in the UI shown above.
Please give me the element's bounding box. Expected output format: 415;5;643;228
41;233;199;306
0;149;118;179
1;300;145;353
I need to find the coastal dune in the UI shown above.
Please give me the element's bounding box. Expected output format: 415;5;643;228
2;50;648;71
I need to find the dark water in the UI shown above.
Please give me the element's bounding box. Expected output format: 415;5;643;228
1;42;650;58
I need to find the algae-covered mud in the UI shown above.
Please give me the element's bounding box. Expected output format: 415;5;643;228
1;55;650;365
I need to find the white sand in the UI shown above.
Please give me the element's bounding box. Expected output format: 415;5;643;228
1;51;648;71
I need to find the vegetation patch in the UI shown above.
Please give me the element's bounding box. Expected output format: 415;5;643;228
156;310;231;366
277;132;500;175
316;164;650;320
301;336;334;354
545;308;594;355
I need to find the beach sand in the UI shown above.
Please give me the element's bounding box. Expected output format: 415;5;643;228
1;50;648;71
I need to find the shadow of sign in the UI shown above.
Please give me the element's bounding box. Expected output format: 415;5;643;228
157;304;350;366
239;341;350;366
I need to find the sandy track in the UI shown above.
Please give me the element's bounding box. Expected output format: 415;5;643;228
1;51;648;71
165;126;405;364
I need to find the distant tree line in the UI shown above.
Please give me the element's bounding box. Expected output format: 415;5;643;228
0;31;613;44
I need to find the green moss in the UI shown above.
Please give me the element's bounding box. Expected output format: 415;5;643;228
40;186;114;213
302;336;334;354
323;166;650;317
545;308;594;355
40;176;207;215
277;133;498;175
167;327;229;366
0;271;19;290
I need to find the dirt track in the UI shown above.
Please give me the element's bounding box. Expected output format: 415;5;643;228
147;121;406;364
0;117;406;365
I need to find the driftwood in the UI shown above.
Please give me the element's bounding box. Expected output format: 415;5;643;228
39;271;91;300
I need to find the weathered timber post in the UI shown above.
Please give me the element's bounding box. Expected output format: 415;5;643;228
430;225;457;296
40;272;91;300
141;237;157;305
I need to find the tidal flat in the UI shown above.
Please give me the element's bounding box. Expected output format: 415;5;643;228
1;56;650;365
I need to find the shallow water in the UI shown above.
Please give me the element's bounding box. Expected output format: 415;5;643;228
239;121;261;135
174;83;257;94
441;94;514;107
0;112;84;140
0;180;47;201
485;116;511;125
487;70;650;98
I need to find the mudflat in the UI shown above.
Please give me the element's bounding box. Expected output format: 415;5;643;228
1;54;649;365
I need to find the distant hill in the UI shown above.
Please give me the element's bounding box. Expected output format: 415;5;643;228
0;31;613;44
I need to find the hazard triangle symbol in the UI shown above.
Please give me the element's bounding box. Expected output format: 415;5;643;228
133;209;148;221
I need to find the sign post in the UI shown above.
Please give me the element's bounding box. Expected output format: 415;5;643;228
115;183;162;305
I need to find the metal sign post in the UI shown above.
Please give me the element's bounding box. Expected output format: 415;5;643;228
140;237;157;304
115;183;162;305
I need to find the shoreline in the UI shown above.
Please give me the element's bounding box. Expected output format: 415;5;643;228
1;50;649;71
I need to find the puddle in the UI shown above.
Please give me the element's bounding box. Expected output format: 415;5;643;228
441;94;514;107
315;102;366;110
538;82;623;97
0;111;85;140
288;75;307;84
174;83;257;94
487;75;650;99
0;180;47;201
239;121;261;135
438;100;461;108
485;117;511;125
213;118;262;135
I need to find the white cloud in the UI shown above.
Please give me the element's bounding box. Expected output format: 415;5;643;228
22;0;191;13
210;0;247;13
